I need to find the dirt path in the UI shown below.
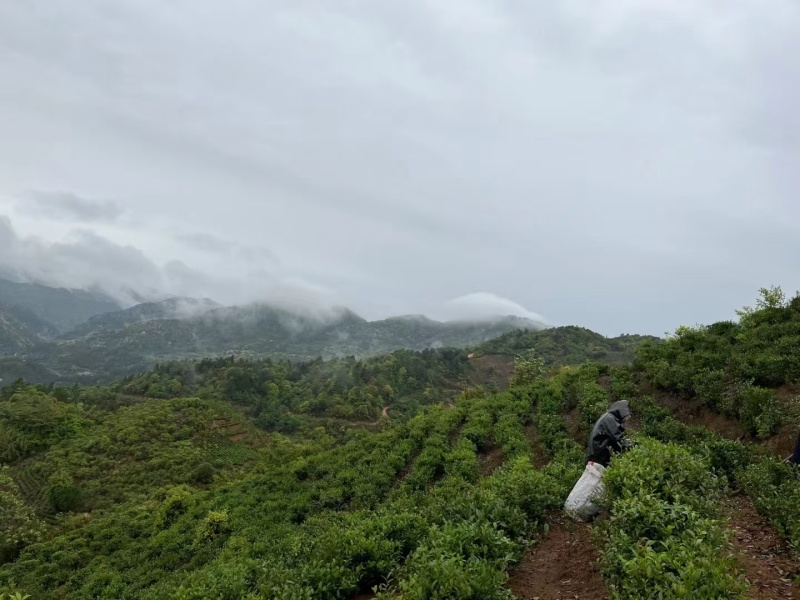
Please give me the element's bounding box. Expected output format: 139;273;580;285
479;443;505;476
524;423;549;469
725;494;800;599
508;515;608;600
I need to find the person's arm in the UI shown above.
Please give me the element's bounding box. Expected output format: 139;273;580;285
604;416;626;453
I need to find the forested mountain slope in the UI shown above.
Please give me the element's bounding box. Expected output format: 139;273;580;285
6;304;544;384
474;326;658;365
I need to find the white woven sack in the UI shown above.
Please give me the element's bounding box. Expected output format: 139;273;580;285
564;461;606;522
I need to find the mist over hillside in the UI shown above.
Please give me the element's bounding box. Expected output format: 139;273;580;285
0;278;550;383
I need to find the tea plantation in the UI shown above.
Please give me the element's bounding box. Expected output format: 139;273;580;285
2;288;800;598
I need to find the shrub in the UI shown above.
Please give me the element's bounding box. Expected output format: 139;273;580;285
577;381;609;428
461;408;493;450
691;369;726;410
396;521;517;600
47;472;82;513
155;486;195;529
740;385;783;439
492;414;529;458
193;463;215;485
445;438;479;482
739;458;800;552
599;439;745;599
194;510;231;545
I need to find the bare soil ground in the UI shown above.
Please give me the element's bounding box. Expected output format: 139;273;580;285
725;494;800;599
565;407;587;447
508;515;608;600
524;423;550;469
652;388;749;440
479;443;506;476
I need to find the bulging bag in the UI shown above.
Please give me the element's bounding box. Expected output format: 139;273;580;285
564;461;606;522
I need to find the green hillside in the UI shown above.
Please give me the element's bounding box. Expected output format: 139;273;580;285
10;303;544;383
475;326;659;365
1;288;799;599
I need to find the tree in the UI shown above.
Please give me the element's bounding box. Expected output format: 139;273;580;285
0;467;43;562
736;285;787;324
47;470;82;513
510;350;546;387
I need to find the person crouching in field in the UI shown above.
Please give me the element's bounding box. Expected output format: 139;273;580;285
587;400;633;467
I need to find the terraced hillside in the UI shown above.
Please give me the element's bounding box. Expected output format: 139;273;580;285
2;288;800;599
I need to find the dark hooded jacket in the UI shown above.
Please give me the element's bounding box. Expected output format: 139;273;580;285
587;400;631;467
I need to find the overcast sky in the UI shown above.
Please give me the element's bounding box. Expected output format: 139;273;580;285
0;0;798;335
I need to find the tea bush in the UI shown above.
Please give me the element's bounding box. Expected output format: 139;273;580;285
599;439;745;599
635;288;800;437
739;458;800;552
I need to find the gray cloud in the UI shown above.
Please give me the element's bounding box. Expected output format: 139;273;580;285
0;215;163;304
176;232;237;254
176;231;276;266
0;216;342;314
18;190;124;223
0;1;798;334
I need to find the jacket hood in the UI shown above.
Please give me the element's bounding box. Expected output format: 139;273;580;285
608;400;631;422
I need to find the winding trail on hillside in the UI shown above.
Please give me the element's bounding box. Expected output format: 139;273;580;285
508;515;608;600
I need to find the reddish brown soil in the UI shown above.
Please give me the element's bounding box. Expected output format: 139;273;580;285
479;443;506;476
763;425;800;463
468;354;515;391
220;424;245;434
653;389;749;440
725;494;800;599
524;423;550;469
508;515;608;600
230;432;249;442
565;408;588;447
642;383;800;461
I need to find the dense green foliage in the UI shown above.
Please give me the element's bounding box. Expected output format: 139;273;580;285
476;326;658;366
3;297;540;383
0;467;43;563
613;365;800;560
599;440;744;599
108;347;470;430
635;286;800;437
4;287;800;599
0;381;579;599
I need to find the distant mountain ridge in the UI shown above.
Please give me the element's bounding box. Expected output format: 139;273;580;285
0;303;60;354
60;297;222;340
0;279;547;383
0;278;121;332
